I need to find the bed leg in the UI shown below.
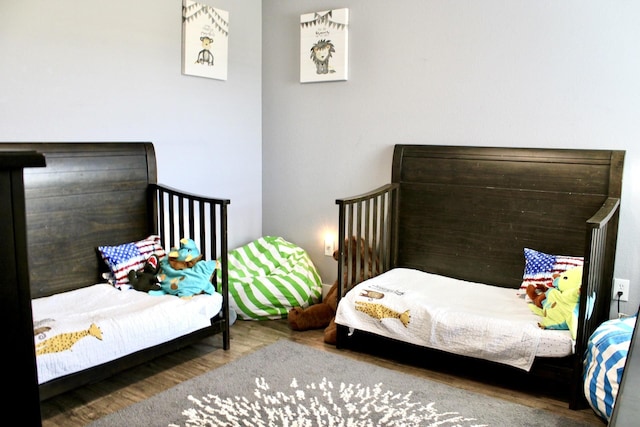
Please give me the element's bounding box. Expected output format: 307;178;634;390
223;329;230;350
336;325;348;349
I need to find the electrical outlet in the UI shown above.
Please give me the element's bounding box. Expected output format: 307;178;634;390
613;278;630;302
324;236;334;256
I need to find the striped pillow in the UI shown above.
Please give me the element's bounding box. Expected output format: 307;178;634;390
221;236;322;320
584;316;636;422
518;247;583;297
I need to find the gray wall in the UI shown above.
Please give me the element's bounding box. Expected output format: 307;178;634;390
262;1;640;316
1;1;638;317
0;0;262;250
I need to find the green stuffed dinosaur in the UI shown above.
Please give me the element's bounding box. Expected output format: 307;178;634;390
528;266;583;340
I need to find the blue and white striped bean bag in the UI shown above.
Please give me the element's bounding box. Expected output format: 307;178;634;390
583;315;636;422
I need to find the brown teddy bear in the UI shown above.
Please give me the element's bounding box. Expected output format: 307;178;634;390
526;282;549;308
287;236;376;345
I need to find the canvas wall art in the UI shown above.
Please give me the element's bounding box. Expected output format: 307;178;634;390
182;0;229;81
300;8;349;83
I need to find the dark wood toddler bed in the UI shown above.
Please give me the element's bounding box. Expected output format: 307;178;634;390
334;144;624;409
0;142;230;401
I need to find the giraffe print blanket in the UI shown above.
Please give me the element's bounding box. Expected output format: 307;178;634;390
32;283;222;385
334;268;575;371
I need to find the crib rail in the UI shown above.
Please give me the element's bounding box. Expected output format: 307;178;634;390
570;196;621;408
335;183;399;302
148;183;230;349
148;184;228;260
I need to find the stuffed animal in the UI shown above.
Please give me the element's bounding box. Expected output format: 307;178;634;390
528;266;583;339
288;236;377;345
128;254;161;292
526;282;548;309
166;238;202;269
149;238;217;298
288;276;338;332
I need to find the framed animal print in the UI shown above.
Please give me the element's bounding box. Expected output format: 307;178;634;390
182;0;229;81
300;8;349;83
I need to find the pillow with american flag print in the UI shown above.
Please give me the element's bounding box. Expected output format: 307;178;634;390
518;247;583;298
98;235;166;289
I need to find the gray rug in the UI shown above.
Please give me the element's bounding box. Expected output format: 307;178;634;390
88;340;594;427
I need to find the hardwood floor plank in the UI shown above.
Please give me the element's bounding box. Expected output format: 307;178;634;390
40;320;605;426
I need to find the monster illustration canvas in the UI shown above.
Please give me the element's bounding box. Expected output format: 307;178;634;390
300;8;349;83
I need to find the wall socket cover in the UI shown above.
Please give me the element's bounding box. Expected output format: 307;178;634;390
324;236;334;256
324;243;333;256
613;278;630;302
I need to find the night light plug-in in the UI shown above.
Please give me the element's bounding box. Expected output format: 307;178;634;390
324;235;334;256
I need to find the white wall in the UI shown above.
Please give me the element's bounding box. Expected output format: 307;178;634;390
262;1;640;317
1;1;638;317
0;0;262;250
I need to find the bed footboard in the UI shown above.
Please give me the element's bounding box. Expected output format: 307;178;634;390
335;183;399;347
149;184;231;350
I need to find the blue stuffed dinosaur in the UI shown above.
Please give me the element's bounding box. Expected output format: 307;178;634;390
149;238;217;298
528;266;582;339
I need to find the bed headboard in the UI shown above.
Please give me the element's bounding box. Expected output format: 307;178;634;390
391;145;625;289
0;143;157;298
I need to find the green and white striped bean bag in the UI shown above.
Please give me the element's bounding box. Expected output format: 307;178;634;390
220;236;322;320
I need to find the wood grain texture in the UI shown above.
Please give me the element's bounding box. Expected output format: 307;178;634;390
335;144;625;410
0;143;156;298
391;145;624;289
40;320;605;426
0;143;230;404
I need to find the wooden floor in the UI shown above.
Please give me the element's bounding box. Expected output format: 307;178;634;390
40;319;605;426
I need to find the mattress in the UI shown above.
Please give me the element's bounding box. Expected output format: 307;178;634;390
32;284;223;385
335;268;573;371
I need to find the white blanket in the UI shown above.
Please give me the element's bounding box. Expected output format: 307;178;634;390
32;284;222;385
335;268;573;371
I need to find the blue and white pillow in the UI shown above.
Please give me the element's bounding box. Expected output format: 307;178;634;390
584;316;636;422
